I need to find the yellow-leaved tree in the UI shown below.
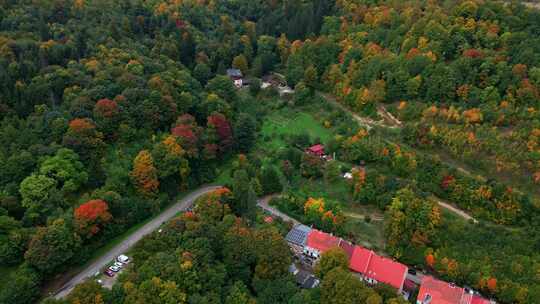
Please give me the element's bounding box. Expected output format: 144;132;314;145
130;150;159;196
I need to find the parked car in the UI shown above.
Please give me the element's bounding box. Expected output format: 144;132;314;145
104;270;115;277
117;254;129;264
109;265;121;272
114;262;123;268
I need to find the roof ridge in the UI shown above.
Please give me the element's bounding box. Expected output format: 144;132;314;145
364;249;374;274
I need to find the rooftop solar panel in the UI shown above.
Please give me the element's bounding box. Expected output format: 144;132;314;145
286;225;311;246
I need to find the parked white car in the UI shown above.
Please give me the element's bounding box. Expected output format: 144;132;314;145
109;265;121;272
117;254;129;264
114;262;123;268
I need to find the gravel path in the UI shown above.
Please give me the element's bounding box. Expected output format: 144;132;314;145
257;195;300;225
54;185;222;299
431;196;478;223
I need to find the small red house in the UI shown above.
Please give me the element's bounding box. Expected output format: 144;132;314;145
306;144;325;157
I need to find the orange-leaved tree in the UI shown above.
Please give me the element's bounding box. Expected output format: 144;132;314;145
130;150;159;196
74;199;112;237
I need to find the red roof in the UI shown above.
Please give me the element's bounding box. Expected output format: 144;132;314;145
365;254;408;290
306;229;340;253
417;276;465;304
349;245;407;291
471;295;492;304
307;144;325;154
338;240;355;260
349;246;373;274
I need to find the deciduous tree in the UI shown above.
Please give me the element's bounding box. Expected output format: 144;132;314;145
39;148;88;194
314;246;349;279
24;219;81;274
130;150;159;196
74;199;112;237
19;174;62;224
320;268;372;304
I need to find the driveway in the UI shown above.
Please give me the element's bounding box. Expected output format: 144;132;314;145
54;185;222;299
257;195;300;225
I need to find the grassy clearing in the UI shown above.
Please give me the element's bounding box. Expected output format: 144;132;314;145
259;110;333;151
343;217;386;251
289;178;387;251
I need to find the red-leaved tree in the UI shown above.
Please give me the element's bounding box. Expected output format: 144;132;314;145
172;114;200;157
94;98;119;118
63;118;105;162
207;112;232;153
463;49;483;59
74;199;112;237
94;98;120;137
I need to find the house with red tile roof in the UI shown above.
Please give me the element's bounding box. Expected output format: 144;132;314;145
417;276;465;304
416;276;493;304
349;246;373;274
303;229;340;259
365;253;408;292
349;245;408;292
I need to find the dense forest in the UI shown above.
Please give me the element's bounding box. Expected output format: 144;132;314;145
0;0;540;303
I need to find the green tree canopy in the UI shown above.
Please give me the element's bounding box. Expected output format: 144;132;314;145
39;148;88;194
314;246;349;279
24;219;82;274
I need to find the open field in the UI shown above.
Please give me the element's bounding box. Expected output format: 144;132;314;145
259;109;333;150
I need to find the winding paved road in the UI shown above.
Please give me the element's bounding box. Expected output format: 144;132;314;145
54;185;222;299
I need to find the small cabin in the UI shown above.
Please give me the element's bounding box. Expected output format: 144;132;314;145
306;144;325;157
227;69;243;88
